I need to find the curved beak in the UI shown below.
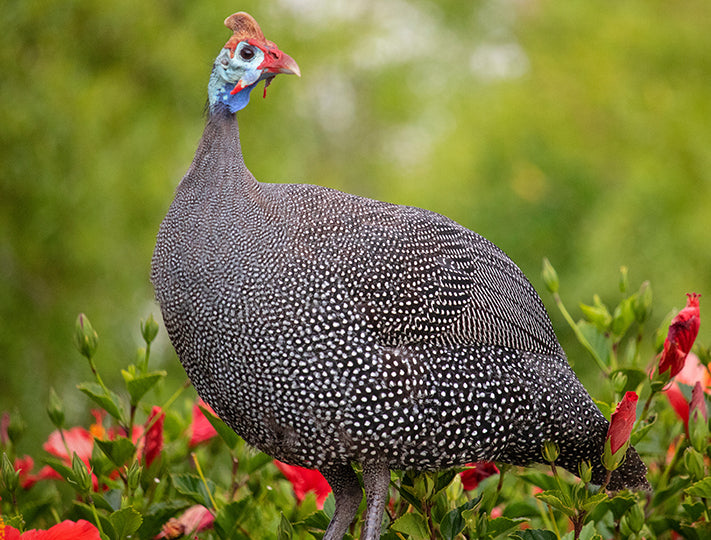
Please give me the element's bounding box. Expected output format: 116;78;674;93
259;47;301;77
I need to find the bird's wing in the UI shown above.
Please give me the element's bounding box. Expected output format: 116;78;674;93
327;196;562;356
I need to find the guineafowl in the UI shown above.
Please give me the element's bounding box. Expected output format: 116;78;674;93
151;12;649;539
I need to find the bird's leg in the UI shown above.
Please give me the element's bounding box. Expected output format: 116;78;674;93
359;460;390;540
321;464;363;540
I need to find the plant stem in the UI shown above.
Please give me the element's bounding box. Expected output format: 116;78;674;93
192;452;219;511
553;292;610;375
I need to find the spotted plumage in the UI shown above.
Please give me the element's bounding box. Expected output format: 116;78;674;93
151;12;648;540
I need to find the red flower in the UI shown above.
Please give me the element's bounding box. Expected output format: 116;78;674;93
156;504;215;539
658;293;701;378
666;383;690;427
607;392;638;455
143;406;164;467
460;462;499;491
13;455;39;489
38;426;96;485
274;461;332;509
690;381;708;422
3;519;101;540
189;399;218;447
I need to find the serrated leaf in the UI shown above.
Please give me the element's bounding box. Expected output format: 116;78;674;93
391;513;429;540
686;476;711;498
77;382;124;422
600;491;635;520
682;501;706;522
278;512;295;540
214;499;250;538
95;437;136;468
199;405;240;450
123;370;166;406
110;506;142;540
580;491;609;512
510;530;558;540
171;473;216;508
535;490;575;517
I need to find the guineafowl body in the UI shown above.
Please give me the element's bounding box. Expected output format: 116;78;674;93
151;12;648;539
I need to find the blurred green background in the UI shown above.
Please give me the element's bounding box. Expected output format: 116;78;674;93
2;0;710;450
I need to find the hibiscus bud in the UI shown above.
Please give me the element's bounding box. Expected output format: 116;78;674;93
541;440;559;463
611;371;628;394
141;314;159;345
74;313;99;360
633;281;653;324
625;503;645;534
683;448;706;481
126;460;142;492
47;387;65;429
578;460;592;484
1;452;20;493
658;293;701;379
689;381;709;453
603;392;638;471
542;258;559;294
71;453;92;494
619;266;629;294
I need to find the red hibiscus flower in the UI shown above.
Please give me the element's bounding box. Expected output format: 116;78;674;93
3;519;101;540
689;381;708;422
274;461;332;509
143;406;164;467
603;392;638;470
13;455;39;489
460;462;499;491
658;293;701;378
189;399;218;447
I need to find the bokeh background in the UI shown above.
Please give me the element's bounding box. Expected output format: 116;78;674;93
2;0;710;449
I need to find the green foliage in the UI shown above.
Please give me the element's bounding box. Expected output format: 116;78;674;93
0;269;709;538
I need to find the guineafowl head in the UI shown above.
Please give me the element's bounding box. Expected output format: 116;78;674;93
208;12;300;114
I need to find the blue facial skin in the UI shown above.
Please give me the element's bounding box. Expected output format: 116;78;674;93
208;42;270;114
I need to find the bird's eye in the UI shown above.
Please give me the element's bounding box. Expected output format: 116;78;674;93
240;46;255;61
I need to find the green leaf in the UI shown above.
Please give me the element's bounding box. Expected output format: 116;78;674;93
535;490;575;517
601;491;635;520
109;507;142;540
300;510;331;532
682;501;706;522
199;405;241;450
510;530;559;540
77;382;124;421
686;476;711;498
488;516;526;537
433;469;458;495
577;322;611;368
580;491;609;512
171;473;216;508
630;415;656;446
440;497;480;540
278;512;295;540
391;513;430;540
122;368;167;406
94;437;136;468
519;471;560;492
592;399;613;421
242;451;273;474
214;499;250;538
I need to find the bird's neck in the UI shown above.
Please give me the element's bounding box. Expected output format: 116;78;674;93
181;109;258;194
